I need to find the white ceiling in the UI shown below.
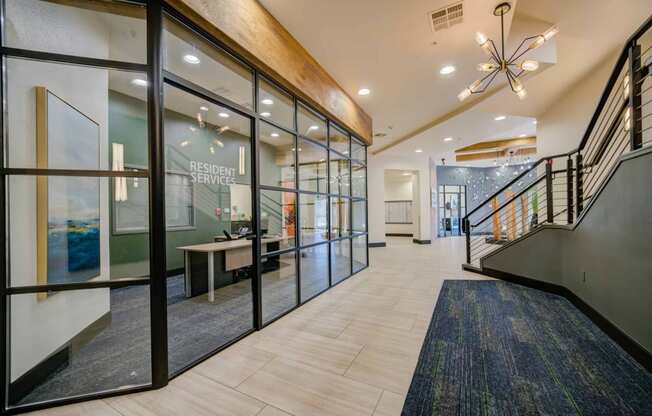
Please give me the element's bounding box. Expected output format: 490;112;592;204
259;0;651;165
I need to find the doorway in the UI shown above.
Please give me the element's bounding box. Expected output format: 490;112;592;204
438;185;466;237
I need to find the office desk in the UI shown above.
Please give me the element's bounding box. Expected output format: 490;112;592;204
177;237;288;302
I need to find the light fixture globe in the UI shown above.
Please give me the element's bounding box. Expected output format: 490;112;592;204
458;2;558;101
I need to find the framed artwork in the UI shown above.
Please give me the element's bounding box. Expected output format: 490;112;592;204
35;87;101;291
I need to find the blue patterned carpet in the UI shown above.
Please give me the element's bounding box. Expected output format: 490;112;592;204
402;280;652;416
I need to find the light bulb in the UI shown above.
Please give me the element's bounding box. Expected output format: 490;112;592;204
481;42;493;56
529;35;545;50
458;88;472;101
517;89;528;100
475;32;488;46
477;62;498;72
520;60;539;71
543;25;559;41
512;78;524;92
529;26;558;50
469;79;482;92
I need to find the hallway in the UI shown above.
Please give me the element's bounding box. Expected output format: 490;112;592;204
26;237;484;416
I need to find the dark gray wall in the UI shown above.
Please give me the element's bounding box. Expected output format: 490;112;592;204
482;148;652;353
483;227;566;287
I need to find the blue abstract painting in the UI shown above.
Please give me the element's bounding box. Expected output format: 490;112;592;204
44;91;100;284
47;178;100;284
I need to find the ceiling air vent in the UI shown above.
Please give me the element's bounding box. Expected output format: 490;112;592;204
429;1;464;32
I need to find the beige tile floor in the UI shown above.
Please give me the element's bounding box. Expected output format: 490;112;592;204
26;236;487;416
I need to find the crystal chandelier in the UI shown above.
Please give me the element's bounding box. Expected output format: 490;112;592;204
458;2;558;101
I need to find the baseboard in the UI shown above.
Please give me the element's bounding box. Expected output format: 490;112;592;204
480;267;567;297
385;233;413;237
368;242;386;248
8;311;112;405
166;267;185;278
479;266;652;373
412;239;431;245
8;345;69;405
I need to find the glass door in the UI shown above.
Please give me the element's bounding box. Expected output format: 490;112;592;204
161;13;259;376
438;185;467;237
447;193;460;235
163;83;256;376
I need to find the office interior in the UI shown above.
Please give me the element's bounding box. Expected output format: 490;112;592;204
1;0;368;410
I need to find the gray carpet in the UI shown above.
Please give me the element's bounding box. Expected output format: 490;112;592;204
15;253;362;405
403;280;652;415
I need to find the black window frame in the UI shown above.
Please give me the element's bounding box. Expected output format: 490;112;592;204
0;0;368;413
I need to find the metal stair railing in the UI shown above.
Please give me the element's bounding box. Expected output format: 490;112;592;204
463;16;652;268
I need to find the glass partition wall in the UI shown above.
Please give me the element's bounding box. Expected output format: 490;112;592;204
0;0;368;413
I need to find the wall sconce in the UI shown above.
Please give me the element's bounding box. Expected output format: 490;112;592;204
239;145;246;175
112;143;128;201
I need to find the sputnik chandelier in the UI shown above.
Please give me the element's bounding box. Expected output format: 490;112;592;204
458;2;558;101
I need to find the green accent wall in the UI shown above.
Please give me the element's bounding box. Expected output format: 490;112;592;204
108;91;280;278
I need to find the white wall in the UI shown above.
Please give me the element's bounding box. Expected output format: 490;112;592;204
7;1;112;381
384;173;414;235
537;52;619;158
384;174;413;200
368;153;432;244
367;155;385;244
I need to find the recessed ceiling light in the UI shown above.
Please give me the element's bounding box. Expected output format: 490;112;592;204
270;132;280;138
443;137;454;142
403;172;411;176
261;98;274;105
519;134;527;138
439;65;456;75
358;88;371;96
260;112;271;117
131;78;148;87
183;54;201;64
494;115;507;121
415;149;423;153
218;112;230;118
199;106;209;112
308;125;319;130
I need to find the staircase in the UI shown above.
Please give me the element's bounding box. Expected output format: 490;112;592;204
462;16;652;269
460;16;652;371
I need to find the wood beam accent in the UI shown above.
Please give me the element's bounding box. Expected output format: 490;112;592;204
455;136;536;153
42;0;373;143
167;0;373;144
455;147;537;162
